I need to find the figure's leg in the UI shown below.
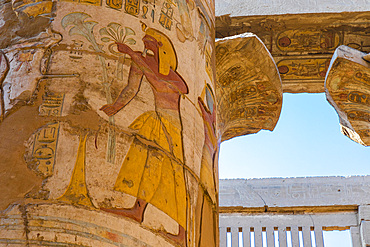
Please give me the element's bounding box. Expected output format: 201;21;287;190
154;159;187;246
195;187;204;247
199;196;216;247
160;224;187;247
102;198;148;223
101;139;149;222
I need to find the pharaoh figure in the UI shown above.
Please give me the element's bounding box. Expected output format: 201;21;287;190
100;27;189;245
196;84;218;247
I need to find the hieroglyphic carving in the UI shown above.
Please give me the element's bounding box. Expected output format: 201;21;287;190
106;0;123;9
277;58;331;80
31;122;60;177
325;45;370;146
60;0;102;6
159;1;174;30
216;33;282;141
68;40;84;59
277;29;341;52
125;0;140;16
39;92;65;116
215;11;370;93
345;31;370;54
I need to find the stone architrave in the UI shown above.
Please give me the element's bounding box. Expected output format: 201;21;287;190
0;0;219;246
216;33;283;141
216;12;370;93
325;45;370;146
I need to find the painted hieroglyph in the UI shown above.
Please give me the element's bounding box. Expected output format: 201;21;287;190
0;0;219;246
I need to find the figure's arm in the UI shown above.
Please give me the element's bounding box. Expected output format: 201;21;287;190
167;71;188;94
100;62;143;116
116;43;159;81
116;43;188;95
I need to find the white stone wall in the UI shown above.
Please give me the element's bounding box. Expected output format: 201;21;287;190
219;176;370;208
215;0;370;17
219;176;370;247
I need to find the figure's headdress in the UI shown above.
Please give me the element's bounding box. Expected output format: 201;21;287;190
200;82;215;113
145;28;177;75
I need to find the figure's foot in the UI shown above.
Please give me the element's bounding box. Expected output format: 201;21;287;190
159;225;186;247
101;199;148;223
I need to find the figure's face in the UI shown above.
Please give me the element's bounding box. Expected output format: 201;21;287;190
206;87;214;113
142;34;162;53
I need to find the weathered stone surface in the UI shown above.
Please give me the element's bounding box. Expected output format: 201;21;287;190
219;176;370;247
0;0;58;212
325;45;370;146
219;176;370;208
216;12;370;93
215;0;370;17
0;0;218;245
216;33;282;141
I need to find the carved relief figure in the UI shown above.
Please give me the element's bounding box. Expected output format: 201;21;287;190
195;84;218;247
100;26;189;245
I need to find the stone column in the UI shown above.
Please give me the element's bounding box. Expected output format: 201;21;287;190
0;0;218;246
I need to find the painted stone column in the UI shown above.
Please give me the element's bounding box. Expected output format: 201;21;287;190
0;0;218;246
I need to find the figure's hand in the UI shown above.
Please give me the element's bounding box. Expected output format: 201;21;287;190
116;42;132;54
100;104;120;117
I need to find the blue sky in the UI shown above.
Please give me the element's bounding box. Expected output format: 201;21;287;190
219;93;365;247
219;93;370;179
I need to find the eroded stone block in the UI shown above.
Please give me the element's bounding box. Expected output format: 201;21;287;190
325;45;370;146
216;33;283;141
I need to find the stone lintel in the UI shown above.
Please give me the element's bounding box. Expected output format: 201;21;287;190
219;205;358;214
216;33;282;141
219;176;370;208
325;45;370;146
216;11;370;93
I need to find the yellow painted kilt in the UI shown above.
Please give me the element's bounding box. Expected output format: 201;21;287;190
114;111;187;228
